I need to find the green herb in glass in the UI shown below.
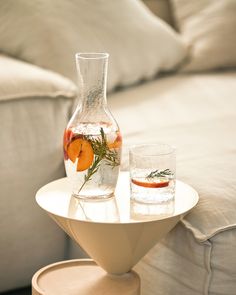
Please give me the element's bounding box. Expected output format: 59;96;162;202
78;128;120;193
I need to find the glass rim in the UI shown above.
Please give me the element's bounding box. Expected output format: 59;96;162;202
75;52;109;60
129;143;176;157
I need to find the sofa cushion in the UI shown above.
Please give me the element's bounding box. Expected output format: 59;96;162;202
0;55;77;102
0;0;186;92
0;55;77;292
171;0;236;71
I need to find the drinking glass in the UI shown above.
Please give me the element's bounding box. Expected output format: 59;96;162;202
129;143;176;205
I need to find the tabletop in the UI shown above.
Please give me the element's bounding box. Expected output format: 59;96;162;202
36;171;199;224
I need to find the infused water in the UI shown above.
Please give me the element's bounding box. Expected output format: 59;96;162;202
64;122;121;199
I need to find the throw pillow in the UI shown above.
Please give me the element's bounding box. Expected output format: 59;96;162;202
171;0;236;71
0;0;186;91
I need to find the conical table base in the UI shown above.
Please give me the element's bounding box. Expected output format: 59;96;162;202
36;172;198;274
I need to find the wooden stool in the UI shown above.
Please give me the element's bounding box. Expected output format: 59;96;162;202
32;259;140;295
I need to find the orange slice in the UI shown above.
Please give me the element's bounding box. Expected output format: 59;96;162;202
76;139;94;172
108;133;122;149
67;138;94;171
63;129;74;160
131;178;169;188
67;138;83;163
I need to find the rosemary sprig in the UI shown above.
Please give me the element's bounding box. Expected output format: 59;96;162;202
146;169;173;180
77;128;120;194
89;128;107;158
78;155;101;193
105;149;120;167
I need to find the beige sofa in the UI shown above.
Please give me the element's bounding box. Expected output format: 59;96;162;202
0;1;236;294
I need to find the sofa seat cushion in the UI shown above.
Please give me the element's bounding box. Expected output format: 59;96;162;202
134;222;236;295
0;55;77;292
108;71;236;294
109;70;236;240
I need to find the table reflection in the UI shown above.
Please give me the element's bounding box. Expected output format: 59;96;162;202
130;200;175;221
68;195;120;222
67;194;175;223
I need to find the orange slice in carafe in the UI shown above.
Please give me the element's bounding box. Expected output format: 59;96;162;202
67;138;94;171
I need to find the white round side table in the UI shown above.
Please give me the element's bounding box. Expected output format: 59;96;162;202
32;172;199;295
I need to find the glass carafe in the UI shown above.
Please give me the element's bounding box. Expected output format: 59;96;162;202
63;53;122;200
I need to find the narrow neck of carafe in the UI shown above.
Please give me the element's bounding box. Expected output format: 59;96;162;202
76;53;108;111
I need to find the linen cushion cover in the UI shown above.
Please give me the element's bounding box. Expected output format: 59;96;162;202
0;55;77;102
171;0;236;71
0;55;77;292
0;0;186;91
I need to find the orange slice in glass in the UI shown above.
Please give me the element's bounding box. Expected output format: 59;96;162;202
131;177;169;188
